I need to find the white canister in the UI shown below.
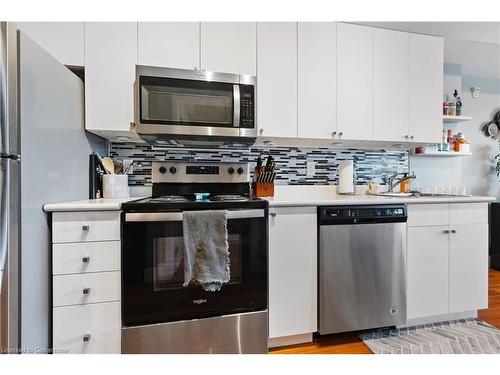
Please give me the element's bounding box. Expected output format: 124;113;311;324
103;174;129;199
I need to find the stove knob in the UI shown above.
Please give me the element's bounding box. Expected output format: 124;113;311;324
237;167;244;175
159;166;167;174
169;166;177;174
228;167;235;175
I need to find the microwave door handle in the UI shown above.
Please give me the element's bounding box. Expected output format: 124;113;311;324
125;209;265;222
233;84;240;128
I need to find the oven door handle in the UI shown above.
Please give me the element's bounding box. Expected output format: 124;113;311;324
125;209;265;222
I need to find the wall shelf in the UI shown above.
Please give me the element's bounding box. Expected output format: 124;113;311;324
412;150;472;157
443;115;472;123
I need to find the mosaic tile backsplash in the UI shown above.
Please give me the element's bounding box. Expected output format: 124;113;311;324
109;143;409;187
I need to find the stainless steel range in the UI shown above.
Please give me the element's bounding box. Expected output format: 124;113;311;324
121;161;268;354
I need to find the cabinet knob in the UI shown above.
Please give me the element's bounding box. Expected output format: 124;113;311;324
331;131;337;138
404;135;409;139
83;334;91;342
270;212;276;217
82;225;89;231
410;135;415;140
451;229;456;233
83;287;91;295
82;256;91;263
443;229;451;234
338;132;343;138
259;129;264;135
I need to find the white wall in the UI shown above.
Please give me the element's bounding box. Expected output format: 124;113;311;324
410;37;500;198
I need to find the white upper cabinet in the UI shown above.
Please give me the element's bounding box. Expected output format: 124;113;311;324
337;23;373;141
85;22;137;135
257;22;298;138
373;28;409;142
138;22;200;70
298;22;337;139
409;33;443;143
17;22;84;66
201;22;256;75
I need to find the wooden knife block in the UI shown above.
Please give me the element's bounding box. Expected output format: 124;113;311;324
255;182;275;197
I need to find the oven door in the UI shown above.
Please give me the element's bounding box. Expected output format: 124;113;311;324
122;209;268;327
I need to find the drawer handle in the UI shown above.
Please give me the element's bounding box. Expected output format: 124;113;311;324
82;287;91;295
443;229;451;234
83;334;91;342
82;225;89;231
270;212;276;217
82;256;91;263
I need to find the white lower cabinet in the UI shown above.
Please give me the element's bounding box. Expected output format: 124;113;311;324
51;210;122;354
52;302;121;354
449;224;488;313
268;207;317;340
407;226;450;319
407;203;489;321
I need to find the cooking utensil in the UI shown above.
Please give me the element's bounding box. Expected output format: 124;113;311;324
102;157;115;174
113;159;124;174
123;161;134;175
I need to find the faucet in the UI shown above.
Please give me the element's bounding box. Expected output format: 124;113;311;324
385;172;416;193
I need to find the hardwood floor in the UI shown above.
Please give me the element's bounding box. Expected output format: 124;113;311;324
270;269;500;354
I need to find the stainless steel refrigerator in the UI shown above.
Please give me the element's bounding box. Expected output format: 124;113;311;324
1;22;92;353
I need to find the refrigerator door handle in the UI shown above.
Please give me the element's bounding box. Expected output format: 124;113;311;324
0;158;8;291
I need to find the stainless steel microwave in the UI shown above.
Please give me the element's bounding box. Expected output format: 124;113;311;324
134;66;257;148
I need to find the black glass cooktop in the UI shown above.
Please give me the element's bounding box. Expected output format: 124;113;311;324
122;195;268;212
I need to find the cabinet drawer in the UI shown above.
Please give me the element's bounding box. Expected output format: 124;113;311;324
53;302;121;354
53;272;120;307
52;211;121;243
407;204;449;227
450;203;488;225
53;241;120;275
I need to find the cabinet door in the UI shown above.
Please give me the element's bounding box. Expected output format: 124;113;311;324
201;22;256;75
17;22;84;66
85;22;137;134
298;22;337;139
373;28;409;142
138;22;200;69
269;207;317;338
257;22;297;138
53;302;121;354
449;224;488;313
337;23;373;141
407;226;449;319
409;34;443;143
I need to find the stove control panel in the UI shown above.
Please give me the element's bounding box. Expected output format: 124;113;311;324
152;161;250;184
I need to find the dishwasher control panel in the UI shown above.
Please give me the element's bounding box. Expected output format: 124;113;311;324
319;205;407;225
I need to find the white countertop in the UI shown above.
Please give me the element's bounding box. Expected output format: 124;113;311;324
43;197;142;212
43;186;496;212
264;186;496;207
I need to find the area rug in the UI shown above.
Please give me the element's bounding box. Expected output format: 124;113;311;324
359;318;500;354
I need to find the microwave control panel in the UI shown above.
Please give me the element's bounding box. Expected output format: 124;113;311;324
240;85;255;129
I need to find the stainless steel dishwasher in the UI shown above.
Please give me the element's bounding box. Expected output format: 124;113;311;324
318;205;407;335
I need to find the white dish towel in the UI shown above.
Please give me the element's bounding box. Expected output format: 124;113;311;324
182;210;230;292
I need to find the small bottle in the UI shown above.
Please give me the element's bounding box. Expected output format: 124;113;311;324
454;89;463;116
443;94;450;115
400;173;409;193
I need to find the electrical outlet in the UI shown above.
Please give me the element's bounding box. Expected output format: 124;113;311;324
306;161;316;176
122;159;134;174
471;87;480;98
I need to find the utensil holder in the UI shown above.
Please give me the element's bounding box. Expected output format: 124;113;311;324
103;174;129;199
